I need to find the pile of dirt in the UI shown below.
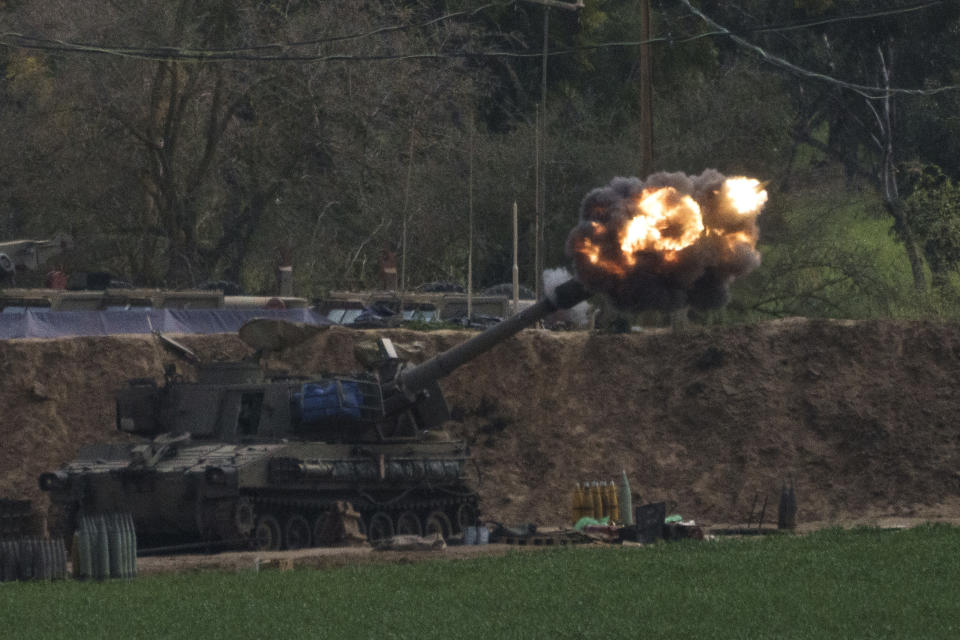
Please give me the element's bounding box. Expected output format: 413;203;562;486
3;319;960;531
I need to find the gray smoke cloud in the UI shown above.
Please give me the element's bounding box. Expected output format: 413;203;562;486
566;170;764;312
544;267;591;327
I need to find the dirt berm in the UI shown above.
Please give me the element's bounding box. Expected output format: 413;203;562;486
3;318;960;529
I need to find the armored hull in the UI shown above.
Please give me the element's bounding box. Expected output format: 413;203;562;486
42;363;476;550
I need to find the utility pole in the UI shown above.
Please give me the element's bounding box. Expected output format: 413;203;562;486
537;8;548;302
639;0;654;177
467;117;474;319
524;0;582;302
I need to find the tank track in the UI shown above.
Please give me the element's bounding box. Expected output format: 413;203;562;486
240;487;478;550
206;496;255;543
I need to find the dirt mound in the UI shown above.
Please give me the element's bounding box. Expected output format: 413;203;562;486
3;319;960;529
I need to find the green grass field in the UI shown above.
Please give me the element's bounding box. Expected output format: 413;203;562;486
1;525;958;639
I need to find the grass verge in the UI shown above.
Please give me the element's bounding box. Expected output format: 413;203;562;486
1;524;958;639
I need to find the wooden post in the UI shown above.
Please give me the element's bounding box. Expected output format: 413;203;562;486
400;128;416;308
467;117;474;319
512;201;519;313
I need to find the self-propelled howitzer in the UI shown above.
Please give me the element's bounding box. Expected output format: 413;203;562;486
39;279;590;551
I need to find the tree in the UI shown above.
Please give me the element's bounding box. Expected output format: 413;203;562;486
902;164;960;288
0;1;486;293
750;0;960;291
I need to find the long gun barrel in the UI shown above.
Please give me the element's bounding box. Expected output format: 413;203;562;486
397;278;590;395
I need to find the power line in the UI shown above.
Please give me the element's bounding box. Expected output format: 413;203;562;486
0;1;513;60
1;0;959;100
721;0;945;36
0;0;947;62
0;35;553;61
679;0;960;99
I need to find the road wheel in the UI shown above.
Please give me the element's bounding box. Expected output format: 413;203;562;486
252;514;281;551
395;511;422;536
423;511;452;541
234;498;256;537
367;511;394;544
455;503;477;534
284;514;311;550
313;512;342;547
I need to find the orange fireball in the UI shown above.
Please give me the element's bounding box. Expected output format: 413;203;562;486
566;170;768;312
723;177;768;215
621;187;704;258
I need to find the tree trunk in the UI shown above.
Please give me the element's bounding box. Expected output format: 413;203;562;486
872;41;926;293
885;200;927;292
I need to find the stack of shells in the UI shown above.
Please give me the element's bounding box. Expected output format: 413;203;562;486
71;513;137;580
571;472;635;526
0;538;68;581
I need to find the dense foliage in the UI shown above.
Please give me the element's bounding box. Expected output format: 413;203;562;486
1;1;958;321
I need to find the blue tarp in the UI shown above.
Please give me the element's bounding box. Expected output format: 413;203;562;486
0;308;333;339
294;381;366;423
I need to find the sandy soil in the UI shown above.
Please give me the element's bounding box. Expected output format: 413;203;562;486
134;543;540;576
3;319;960;571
